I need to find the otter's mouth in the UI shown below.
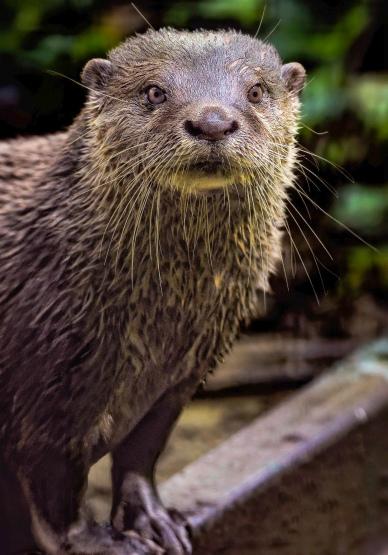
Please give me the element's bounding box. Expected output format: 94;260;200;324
187;160;226;176
161;156;239;193
181;158;233;193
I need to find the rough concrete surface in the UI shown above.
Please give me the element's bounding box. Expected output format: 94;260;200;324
160;340;388;554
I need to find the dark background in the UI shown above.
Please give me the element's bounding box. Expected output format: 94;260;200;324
1;0;387;346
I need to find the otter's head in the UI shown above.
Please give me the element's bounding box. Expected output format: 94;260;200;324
81;29;305;195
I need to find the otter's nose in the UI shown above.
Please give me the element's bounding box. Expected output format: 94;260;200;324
184;107;239;141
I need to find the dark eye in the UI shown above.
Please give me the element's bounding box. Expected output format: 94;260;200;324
146;86;166;105
248;84;263;103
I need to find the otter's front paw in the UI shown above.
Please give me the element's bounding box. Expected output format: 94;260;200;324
64;522;163;554
112;475;192;555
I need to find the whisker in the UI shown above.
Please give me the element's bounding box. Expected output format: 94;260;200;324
130;2;155;30
254;4;266;39
298;189;378;252
47;70;128;104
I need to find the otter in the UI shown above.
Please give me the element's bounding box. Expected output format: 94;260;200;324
0;28;305;555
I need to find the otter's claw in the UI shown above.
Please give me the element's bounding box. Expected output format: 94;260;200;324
65;522;164;554
112;475;192;555
131;506;192;555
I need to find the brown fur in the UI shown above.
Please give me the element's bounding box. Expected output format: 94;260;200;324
0;28;305;554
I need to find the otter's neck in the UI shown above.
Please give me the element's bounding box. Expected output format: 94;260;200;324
49;124;284;294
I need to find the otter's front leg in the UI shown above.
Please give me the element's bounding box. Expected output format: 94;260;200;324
111;378;197;555
18;449;162;555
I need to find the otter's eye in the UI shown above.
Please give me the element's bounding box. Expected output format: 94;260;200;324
248;84;263;104
146;86;166;105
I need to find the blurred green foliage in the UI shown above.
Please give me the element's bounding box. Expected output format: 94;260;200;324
342;246;388;293
333;185;388;233
0;0;387;325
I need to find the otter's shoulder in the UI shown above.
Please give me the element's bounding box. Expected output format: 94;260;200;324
0;132;68;196
0;132;67;180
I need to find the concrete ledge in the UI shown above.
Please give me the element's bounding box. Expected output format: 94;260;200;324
160;340;388;554
205;335;357;392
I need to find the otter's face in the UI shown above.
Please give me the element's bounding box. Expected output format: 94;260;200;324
82;29;305;195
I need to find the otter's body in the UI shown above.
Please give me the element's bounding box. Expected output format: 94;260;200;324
0;29;305;555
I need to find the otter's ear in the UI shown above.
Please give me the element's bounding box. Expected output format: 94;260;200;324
81;58;113;91
281;62;306;95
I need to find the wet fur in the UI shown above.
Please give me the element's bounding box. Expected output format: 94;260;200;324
0;29;303;554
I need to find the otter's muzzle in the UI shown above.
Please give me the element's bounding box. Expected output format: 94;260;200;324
184;106;239;142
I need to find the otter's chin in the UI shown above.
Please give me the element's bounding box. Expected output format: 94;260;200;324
182;173;233;193
163;167;237;194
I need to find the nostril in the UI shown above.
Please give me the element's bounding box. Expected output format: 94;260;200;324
184;120;201;137
225;120;239;136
